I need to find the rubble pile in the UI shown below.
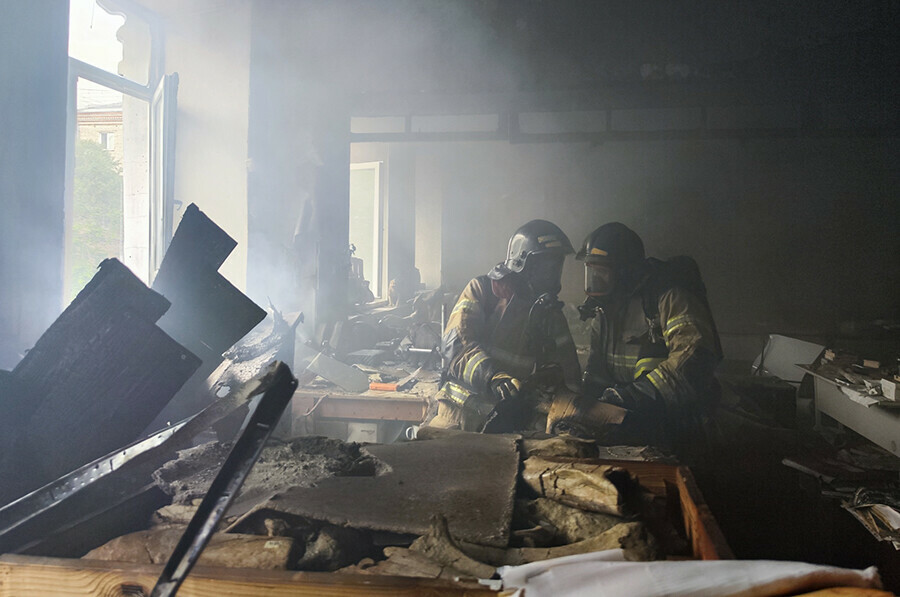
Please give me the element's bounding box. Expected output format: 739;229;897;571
82;432;688;582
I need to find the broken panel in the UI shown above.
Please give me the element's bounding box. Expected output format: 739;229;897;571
152;203;266;364
230;432;520;547
0;362;290;555
1;259;200;504
148;203;267;428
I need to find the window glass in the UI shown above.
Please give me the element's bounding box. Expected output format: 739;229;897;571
349;163;382;296
69;0;151;86
68;77;149;300
69;0;124;72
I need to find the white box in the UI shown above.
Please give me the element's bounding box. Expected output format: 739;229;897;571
347;422;379;443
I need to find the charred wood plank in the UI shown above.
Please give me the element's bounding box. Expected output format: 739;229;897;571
148;203;266;428
152;203;265;365
1;259;200;503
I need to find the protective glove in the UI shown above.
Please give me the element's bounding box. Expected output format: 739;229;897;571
597;386;633;409
582;371;612;401
598;383;660;415
490;372;522;402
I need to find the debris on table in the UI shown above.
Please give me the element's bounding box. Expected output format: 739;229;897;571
71;430;687;585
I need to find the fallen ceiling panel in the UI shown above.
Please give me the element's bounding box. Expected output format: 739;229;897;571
231;432;520;547
0;362;289;556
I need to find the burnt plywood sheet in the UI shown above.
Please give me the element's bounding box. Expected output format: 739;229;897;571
148;203;266;430
233;433;519;547
152;203;265;364
2;259;200;502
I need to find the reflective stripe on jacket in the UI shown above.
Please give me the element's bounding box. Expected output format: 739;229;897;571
443;275;580;395
586;284;721;410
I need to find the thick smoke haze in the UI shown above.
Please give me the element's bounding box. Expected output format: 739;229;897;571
1;0;897;367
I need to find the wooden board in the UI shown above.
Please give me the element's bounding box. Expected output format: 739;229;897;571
148;203;266;429
0;259;201;504
0;555;502;597
292;389;427;423
152;203;265;362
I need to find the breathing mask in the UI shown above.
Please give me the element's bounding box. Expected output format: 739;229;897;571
525;253;565;297
585;263;615;297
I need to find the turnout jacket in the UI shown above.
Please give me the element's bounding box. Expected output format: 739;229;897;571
442;275;580;396
585;273;722;414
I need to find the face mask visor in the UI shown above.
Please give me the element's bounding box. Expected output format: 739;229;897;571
585;263;615;296
526;254;565;297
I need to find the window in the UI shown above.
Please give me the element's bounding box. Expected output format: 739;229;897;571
99;131;114;150
349;162;383;296
65;0;174;300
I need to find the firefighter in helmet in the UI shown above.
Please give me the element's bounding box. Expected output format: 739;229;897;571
551;222;722;455
425;220;581;432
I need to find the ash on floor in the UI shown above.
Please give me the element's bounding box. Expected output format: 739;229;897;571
152;435;386;514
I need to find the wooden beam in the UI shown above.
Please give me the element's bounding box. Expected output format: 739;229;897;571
350;77;899;117
0;554;502;597
292;391;426;422
351;126;899;144
676;466;735;561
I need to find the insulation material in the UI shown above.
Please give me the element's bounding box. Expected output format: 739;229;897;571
521;457;641;516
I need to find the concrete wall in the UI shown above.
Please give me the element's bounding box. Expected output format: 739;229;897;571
0;0;68;368
161;0;252;289
247;0;351;331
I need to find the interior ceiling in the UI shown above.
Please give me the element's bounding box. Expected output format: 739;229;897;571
128;0;894;93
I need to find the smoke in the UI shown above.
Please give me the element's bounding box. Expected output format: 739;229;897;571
5;1;895;368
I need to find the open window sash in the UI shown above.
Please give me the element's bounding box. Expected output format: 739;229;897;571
149;72;178;282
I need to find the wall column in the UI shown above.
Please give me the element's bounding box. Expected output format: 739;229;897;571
0;0;68;367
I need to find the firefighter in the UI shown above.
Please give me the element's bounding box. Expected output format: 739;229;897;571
555;222;722;456
425;220;581;432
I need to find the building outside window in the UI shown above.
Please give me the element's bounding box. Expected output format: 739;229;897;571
66;0;174;299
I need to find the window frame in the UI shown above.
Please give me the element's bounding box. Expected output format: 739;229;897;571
64;0;174;291
349;161;384;297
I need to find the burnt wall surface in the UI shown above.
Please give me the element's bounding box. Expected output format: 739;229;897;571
0;0;68;369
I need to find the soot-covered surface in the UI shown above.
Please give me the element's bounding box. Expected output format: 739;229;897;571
153;436;372;518
230;433;520;547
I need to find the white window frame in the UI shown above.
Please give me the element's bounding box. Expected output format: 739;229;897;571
349;161;384;297
64;0;175;290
